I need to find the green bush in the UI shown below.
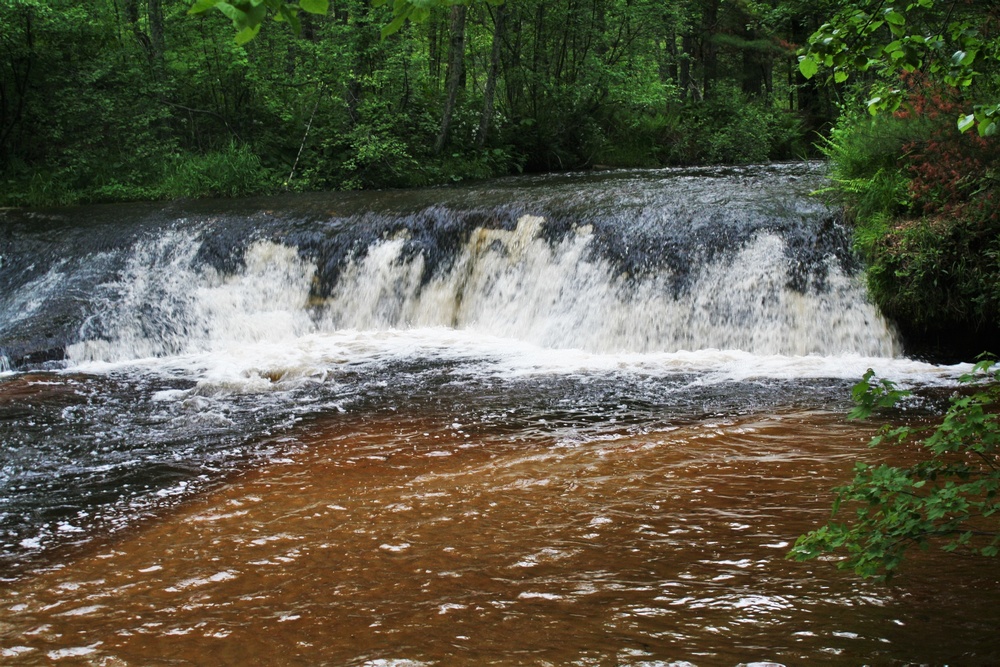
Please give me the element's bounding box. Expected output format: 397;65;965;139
702;100;788;163
657;90;806;165
816;110;920;225
162;143;273;199
590;110;681;168
791;361;1000;579
819;99;1000;351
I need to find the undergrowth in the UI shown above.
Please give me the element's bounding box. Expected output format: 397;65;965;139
821;80;1000;355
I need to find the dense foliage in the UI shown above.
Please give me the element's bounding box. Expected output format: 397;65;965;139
799;0;1000;357
790;361;1000;579
0;0;837;205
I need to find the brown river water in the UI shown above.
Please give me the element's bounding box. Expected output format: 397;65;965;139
3;403;999;665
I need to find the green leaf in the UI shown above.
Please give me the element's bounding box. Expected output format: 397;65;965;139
799;56;818;79
276;4;301;33
381;12;408;38
300;0;329;14
234;23;261;44
958;114;976;132
410;5;430;22
215;2;247;25
246;2;267;25
188;0;219;14
885;10;905;25
834;70;849;83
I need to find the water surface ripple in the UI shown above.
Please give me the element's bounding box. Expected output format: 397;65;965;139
2;405;999;665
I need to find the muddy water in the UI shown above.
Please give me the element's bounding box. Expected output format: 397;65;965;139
3;406;999;666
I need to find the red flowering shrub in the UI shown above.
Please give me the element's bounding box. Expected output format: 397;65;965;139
895;72;1000;225
833;72;1000;356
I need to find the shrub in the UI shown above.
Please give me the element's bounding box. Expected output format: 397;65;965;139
791;361;1000;579
820;83;1000;354
162;142;272;199
659;89;807;165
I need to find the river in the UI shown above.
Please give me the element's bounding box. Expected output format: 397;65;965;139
1;163;997;665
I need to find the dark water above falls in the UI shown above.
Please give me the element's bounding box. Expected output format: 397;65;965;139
1;163;997;665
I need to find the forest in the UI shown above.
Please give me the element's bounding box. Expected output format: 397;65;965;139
0;0;837;205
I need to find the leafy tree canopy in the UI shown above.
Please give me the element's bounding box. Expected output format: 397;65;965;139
188;0;472;41
797;0;1000;136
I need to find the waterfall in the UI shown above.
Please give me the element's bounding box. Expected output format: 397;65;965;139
317;214;895;355
0;165;959;578
0;164;901;370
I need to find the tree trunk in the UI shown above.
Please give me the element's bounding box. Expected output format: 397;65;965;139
347;5;374;128
477;4;505;149
741;27;764;97
0;7;34;159
122;0;163;69
680;33;695;100
502;4;523;114
701;0;718;100
148;0;164;63
791;16;823;135
122;0;151;55
434;3;467;155
663;26;679;91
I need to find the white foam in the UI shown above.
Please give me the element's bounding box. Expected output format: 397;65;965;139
66;326;966;398
47;644;102;660
318;220;899;356
57;218;965;392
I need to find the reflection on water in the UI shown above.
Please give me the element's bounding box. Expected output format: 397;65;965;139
3;406;999;665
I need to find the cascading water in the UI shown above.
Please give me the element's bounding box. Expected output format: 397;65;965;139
2;163;992;666
5;163;896;369
0;163;925;566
